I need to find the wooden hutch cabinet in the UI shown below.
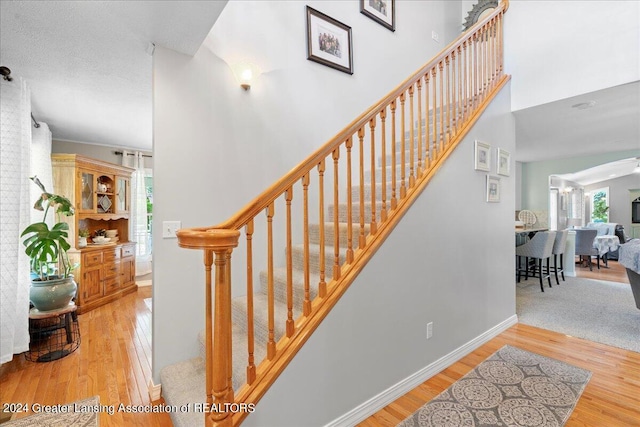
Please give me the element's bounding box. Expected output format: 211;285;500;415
52;154;137;314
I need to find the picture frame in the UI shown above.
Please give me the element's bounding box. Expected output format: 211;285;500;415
360;0;395;32
486;175;501;203
474;140;491;171
496;148;511;176
306;6;353;75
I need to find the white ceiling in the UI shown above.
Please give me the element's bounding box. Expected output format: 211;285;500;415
554;156;640;187
0;0;637;185
0;0;227;150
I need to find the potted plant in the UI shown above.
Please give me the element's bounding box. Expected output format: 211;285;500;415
21;176;78;311
78;228;90;248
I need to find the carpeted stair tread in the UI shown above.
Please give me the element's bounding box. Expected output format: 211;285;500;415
258;267;320;307
290;242;347;278
329;200;385;223
160;357;205;427
232;293;299;348
309;222;370;248
352;179;404;201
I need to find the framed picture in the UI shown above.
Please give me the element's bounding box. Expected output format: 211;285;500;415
306;6;353;75
474;140;491;171
486;175;501;203
360;0;395;32
496;148;511;176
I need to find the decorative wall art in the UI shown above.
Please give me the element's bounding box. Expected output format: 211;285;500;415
306;6;353;74
486;175;501;202
497;147;511;176
360;0;395;31
474;140;491;171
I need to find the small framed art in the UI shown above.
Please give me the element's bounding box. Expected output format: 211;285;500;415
474;140;491;171
360;0;395;32
486;175;501;203
306;6;353;75
497;148;511;176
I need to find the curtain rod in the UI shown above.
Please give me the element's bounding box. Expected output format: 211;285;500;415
31;113;40;128
114;150;152;158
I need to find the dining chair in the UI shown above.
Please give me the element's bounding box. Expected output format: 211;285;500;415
574;229;599;271
516;231;557;292
551;229;569;285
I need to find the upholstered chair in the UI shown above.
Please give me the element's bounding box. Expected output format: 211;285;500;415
516;231;557;292
551;230;569;285
574;229;599;271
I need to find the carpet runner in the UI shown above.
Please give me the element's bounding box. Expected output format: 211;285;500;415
397;345;591;427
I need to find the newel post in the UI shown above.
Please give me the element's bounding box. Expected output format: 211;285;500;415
177;228;240;427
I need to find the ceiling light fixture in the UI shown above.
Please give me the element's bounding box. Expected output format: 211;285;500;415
571;100;596;110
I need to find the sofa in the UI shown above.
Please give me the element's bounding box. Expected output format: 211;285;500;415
619;240;640;310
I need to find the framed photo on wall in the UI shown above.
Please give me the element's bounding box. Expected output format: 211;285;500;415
360;0;395;31
497;148;511;176
474;140;491;171
306;6;353;75
486;175;501;203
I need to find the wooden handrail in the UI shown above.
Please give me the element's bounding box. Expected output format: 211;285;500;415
176;2;510;425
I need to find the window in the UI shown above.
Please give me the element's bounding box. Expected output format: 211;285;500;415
590;187;609;223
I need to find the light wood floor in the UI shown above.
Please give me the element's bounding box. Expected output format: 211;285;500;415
575;258;630;283
1;263;636;426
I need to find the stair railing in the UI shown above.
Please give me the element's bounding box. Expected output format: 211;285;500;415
177;1;510;425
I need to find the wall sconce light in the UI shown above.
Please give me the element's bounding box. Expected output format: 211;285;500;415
231;62;260;91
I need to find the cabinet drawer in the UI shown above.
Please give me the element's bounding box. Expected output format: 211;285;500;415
104;248;120;263
104;276;120;294
84;252;103;267
121;246;135;258
103;262;119;279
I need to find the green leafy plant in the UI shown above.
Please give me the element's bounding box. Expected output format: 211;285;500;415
21;176;76;280
592;190;609;223
79;228;90;238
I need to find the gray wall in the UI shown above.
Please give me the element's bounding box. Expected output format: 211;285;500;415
519;150;640;211
243;80;516;427
585;173;640;234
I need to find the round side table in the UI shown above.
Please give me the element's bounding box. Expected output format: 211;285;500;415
26;302;81;362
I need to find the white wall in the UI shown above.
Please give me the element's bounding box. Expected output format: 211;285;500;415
505;0;640;111
52;139;153;168
242;81;516;427
585;174;640;234
152;0;465;383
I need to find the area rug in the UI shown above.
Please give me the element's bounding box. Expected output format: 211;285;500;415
516;276;640;352
398;345;590;427
4;395;100;426
144;297;152;312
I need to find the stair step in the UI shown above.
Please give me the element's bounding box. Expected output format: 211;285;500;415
290;242;347;277
160;357;206;427
309;222;370;248
352;179;403;202
366;162;413;182
258;266;320;307
232;293;298;348
379;146;434;168
329;201;384;223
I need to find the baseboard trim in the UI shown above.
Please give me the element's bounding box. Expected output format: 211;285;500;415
324;314;519;427
137;280;152;287
148;379;162;401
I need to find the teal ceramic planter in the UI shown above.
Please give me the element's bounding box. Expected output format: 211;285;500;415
30;275;77;312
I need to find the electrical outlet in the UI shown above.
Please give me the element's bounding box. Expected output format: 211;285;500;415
162;221;181;239
426;322;433;339
431;31;439;42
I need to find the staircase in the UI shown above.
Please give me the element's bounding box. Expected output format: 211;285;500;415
163;2;510;426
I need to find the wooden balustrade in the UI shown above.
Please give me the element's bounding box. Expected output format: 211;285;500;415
176;2;509;425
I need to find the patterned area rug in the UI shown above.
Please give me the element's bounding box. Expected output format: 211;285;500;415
398;346;591;427
4;396;99;426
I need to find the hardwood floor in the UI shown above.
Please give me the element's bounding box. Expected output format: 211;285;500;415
575;258;630;284
2;262;636;426
0;287;173;426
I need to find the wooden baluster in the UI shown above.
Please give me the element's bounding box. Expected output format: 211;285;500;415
408;85;415;188
224;250;233;403
358;128;366;249
482;25;487;98
345;138;354;263
463;40;468;123
369;118;377;235
266;202;276;359
424;74;430;170
472;33;477;110
489;18;495;89
245;220;256;384
416;78;423;178
439;61;444;153
431;68;438;160
206;229;240;427
285;187;294;337
390;100;398;209
379;108;388;222
302;174;311;316
444;56;450;147
332;148;341;280
399;93;407;199
452;48;458;133
317;160;327;297
499;13;504;76
204;250;214;422
457;45;463;131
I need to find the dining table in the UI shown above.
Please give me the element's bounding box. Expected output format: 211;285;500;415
593;234;621;267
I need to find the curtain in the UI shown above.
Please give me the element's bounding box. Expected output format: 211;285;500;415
122;151;152;276
0;78;32;363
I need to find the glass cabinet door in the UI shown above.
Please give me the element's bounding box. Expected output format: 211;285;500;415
80;171;95;211
116;176;129;213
